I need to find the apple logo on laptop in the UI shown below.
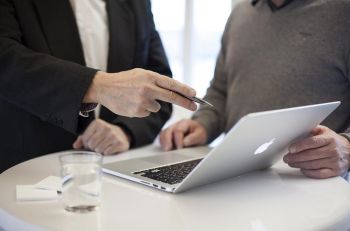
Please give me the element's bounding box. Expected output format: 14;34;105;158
254;138;276;155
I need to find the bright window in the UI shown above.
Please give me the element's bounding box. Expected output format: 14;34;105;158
152;0;234;97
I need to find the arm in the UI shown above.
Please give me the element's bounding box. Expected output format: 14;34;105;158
191;14;233;143
159;13;236;151
284;52;350;178
108;1;173;148
1;0;196;140
284;126;350;178
0;0;97;134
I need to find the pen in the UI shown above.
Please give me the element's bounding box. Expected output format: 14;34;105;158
175;91;214;107
189;96;213;107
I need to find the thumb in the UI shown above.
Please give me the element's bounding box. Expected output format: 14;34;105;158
311;125;325;136
183;130;204;147
73;136;83;149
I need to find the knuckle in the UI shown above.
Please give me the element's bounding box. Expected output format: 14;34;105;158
88;141;94;149
139;85;150;96
106;125;113;132
174;127;184;134
291;143;301;153
310;136;319;145
333;147;341;157
327;136;336;144
320;169;330;179
170;91;177;101
147;72;156;81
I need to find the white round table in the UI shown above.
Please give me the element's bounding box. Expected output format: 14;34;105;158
1;145;350;231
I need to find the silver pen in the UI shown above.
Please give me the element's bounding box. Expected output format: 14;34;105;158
190;96;213;107
176;91;214;107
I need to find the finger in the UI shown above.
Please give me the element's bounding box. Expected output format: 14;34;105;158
73;136;83;149
159;127;174;151
150;86;197;111
81;120;99;146
144;100;161;113
283;146;334;164
289;134;331;154
287;157;336;170
135;109;152;118
86;128;106;150
95;136;117;154
301;168;337;179
104;144;124;155
174;120;193;149
183;129;205;147
311;125;326;136
153;73;196;98
174;130;185;149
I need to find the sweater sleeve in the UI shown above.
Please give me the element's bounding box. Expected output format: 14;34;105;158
191;13;234;143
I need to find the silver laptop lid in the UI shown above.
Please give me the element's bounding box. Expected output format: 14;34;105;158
174;101;340;193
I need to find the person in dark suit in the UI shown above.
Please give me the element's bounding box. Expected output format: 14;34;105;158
0;0;198;172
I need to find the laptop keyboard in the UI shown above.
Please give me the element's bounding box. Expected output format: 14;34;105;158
133;158;203;185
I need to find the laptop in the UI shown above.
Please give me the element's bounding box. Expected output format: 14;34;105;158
103;102;340;193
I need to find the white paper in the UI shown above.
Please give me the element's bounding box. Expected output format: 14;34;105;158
16;185;58;201
35;176;62;192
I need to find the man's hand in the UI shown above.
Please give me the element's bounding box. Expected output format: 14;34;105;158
159;119;207;151
73;119;130;155
84;69;197;118
283;125;350;178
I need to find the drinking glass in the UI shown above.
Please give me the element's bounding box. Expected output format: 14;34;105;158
60;152;102;213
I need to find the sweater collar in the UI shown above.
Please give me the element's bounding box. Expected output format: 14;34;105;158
252;0;295;11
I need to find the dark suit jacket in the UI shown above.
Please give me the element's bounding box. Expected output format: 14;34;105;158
0;0;172;172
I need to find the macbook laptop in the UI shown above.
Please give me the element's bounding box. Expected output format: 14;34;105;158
103;102;340;193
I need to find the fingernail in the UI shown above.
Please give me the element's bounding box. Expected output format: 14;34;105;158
289;146;296;153
190;103;197;111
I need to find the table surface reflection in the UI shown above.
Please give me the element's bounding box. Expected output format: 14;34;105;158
1;145;350;231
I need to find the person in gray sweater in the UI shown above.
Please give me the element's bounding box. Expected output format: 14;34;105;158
160;0;350;179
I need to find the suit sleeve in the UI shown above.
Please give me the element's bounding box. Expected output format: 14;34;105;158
343;49;350;136
0;0;97;134
110;1;172;147
191;13;234;143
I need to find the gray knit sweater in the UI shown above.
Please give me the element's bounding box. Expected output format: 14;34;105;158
193;0;350;143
